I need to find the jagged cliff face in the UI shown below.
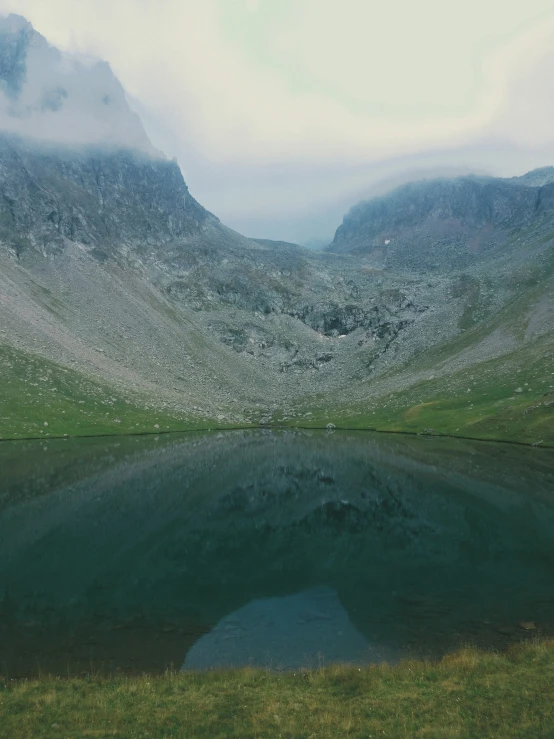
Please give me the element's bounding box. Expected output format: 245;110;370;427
0;135;213;259
329;176;554;271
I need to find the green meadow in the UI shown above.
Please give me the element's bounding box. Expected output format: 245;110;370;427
2;640;554;738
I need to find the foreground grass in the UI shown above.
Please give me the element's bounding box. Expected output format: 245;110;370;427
2;640;554;738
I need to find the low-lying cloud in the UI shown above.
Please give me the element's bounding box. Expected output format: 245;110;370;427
0;2;554;242
0;14;157;154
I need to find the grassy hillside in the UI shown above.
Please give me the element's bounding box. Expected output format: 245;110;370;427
284;265;554;446
2;337;553;444
288;335;554;446
0;344;219;440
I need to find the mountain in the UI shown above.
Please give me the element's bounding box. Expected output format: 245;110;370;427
509;166;554;188
0;14;154;152
0;135;215;260
0;15;552;446
328;174;554;270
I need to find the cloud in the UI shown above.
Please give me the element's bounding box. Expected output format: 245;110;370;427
486;18;554;146
0;13;156;152
0;1;511;160
0;1;554;240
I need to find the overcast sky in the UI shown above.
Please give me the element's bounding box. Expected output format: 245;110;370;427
1;0;554;243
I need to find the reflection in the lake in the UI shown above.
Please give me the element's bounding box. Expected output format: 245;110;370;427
0;429;554;676
184;586;385;671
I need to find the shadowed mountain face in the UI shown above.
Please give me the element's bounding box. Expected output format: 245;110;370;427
0;136;214;258
0;15;552;443
1;429;554;675
329;175;554;271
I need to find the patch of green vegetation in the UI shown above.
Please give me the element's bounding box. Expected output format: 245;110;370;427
0;344;218;440
451;274;482;331
1;640;554;738
288;336;554;446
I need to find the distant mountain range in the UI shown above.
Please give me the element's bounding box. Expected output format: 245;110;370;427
0;15;552;445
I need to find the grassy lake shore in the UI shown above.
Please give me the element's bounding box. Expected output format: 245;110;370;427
2;640;554;738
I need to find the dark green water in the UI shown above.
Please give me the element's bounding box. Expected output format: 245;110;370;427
1;429;554;676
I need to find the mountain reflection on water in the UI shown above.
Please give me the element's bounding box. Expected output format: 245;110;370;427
1;429;554;676
184;586;384;671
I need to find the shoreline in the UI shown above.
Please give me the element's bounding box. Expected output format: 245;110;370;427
1;422;553;448
2;639;553;738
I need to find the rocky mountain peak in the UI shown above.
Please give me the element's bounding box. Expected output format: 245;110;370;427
0;13;155;153
509;166;554;188
0;15;225;259
328;173;554;271
0;14;44;99
0;134;216;259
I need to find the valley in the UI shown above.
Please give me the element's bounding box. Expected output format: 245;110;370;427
0;16;552;445
2;11;554;738
1;140;552;444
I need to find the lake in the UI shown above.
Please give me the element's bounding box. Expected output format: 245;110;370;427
1;429;554;676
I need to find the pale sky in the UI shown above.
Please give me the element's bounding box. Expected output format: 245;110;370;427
1;0;554;242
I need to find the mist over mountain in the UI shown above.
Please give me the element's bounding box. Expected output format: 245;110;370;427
0;15;552;446
0;14;156;153
329;173;554;270
0;133;214;259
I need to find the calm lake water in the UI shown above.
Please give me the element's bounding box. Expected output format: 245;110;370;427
1;429;554;676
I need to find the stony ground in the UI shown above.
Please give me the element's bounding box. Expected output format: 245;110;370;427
0;139;553;442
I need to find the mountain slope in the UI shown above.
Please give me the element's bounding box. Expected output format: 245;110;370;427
0;15;552;445
2;162;551;442
1;133;552;443
328;174;554;271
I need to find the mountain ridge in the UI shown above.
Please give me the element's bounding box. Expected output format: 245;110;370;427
0;133;216;261
328;172;554;271
0;16;552;446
